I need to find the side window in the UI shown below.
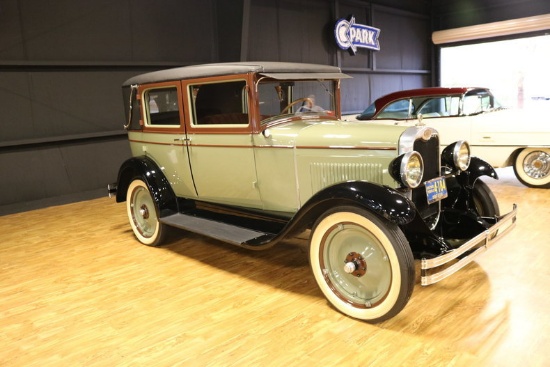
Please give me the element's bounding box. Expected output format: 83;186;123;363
418;98;442;117
144;87;180;126
190;80;249;125
463;95;482;115
376;99;411;119
418;96;461;118
448;96;460;116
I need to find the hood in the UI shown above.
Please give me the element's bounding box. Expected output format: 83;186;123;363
265;118;407;150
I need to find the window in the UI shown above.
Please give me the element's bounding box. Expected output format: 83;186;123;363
257;80;336;123
441;34;550;109
190;80;249;125
417;96;460;118
144;87;180;126
376;99;411;119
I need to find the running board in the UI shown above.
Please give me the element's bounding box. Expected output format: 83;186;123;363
160;213;273;246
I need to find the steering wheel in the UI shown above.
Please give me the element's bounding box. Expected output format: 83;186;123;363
281;97;313;114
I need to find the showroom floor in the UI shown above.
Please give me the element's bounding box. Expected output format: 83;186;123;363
1;167;548;367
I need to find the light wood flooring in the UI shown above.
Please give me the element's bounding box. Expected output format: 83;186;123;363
1;167;549;367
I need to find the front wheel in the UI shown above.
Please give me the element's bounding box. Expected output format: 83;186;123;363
472;179;500;217
126;179;166;246
513;148;550;188
309;206;414;323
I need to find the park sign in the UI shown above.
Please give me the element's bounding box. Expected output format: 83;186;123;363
334;15;380;54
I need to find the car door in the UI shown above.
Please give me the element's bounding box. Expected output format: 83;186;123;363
182;77;263;209
135;82;197;199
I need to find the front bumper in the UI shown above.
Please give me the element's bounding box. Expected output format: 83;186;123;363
421;203;517;286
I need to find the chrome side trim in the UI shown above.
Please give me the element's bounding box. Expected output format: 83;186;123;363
421;204;517;286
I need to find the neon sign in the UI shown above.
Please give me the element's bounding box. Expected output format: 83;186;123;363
334;16;380;54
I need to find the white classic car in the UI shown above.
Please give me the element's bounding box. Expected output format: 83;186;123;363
344;87;550;188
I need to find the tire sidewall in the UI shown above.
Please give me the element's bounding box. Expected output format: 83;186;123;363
126;179;163;246
309;207;409;321
472;179;500;216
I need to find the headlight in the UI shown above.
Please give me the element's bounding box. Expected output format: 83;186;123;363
389;151;424;188
442;140;471;171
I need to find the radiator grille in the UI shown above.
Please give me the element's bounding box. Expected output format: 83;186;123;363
413;135;441;218
310;162;383;193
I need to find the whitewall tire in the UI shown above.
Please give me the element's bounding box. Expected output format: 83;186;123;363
126;179;166;246
513;148;550;188
309;206;414;323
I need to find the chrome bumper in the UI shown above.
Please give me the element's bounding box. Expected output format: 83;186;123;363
421;204;517;286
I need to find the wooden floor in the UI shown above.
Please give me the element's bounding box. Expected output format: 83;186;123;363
1;167;549;367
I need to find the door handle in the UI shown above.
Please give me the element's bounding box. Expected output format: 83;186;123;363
174;137;191;145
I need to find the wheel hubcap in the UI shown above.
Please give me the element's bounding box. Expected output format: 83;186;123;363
320;222;392;308
139;205;149;219
343;252;367;277
131;186;157;238
523;151;550;179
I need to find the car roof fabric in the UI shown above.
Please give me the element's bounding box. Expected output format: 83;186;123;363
123;62;350;86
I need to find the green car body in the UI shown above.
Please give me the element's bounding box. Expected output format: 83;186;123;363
111;62;516;323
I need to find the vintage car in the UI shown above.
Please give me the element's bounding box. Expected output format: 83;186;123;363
344;87;550;188
109;62;516;323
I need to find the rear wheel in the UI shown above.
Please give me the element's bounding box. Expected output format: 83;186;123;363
309;206;414;323
126;179;166;246
513;148;550;188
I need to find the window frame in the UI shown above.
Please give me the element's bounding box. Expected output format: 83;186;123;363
183;74;256;135
138;81;185;134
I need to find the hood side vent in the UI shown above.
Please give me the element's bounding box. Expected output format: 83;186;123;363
310;162;383;192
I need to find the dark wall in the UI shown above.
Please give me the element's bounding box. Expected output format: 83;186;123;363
0;0;434;214
0;0;227;214
433;0;550;30
241;0;432;113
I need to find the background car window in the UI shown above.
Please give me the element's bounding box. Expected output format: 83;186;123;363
376;99;411;119
448;96;460;115
463;95;483;115
191;81;249;125
417;96;460;118
145;87;180;126
358;103;377;119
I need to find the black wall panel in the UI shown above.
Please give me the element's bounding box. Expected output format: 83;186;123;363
1;70;137;143
0;0;227;214
246;0;334;64
0;138;129;209
374;9;430;71
0;0;216;62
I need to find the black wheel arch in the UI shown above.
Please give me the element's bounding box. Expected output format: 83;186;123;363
115;156;178;217
463;156;498;186
283;181;416;237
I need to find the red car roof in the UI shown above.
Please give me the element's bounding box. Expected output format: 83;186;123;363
372;87;490;114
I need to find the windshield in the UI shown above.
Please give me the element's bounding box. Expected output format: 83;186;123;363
357;102;377;120
257;80;336;124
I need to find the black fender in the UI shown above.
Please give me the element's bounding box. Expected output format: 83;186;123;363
115;156;178;217
443;156;498;215
280;181;416;239
463;156;498;187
